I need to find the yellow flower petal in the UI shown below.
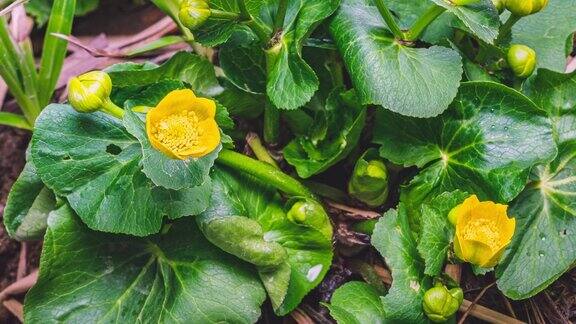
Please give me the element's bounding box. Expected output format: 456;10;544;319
451;195;516;268
145;89;220;160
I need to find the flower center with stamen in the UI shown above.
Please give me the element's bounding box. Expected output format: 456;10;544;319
151;110;204;154
462;218;500;250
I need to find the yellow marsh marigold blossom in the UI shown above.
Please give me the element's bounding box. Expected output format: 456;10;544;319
146;89;220;159
450;195;516;268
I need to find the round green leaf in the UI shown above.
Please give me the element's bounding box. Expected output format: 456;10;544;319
374;82;557;220
25;205;266;323
330;0;463;117
496;141;576;299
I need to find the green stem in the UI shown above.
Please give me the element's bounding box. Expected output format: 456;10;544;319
496;14;520;45
236;0;251;20
101;98;125;119
246;132;279;168
405;4;446;41
216;149;314;199
274;0;288;31
211;9;240;20
374;0;405;40
263;101;280;144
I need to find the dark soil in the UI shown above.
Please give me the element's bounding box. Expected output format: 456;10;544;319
0;119;41;324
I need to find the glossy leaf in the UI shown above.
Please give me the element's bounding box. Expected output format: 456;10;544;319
374;82;557;221
25;205;266;323
31;105;211;236
512;0;576;73
3;160;55;241
326;281;385;324
417;191;469;276
496;69;576;299
428;0;500;44
284;89;366;178
372;205;431;322
523;69;576;143
497;141;576;299
330;0;463;117
197;166;333;315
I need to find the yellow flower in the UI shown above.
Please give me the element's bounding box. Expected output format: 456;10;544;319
146;89;220;159
451;195;516;268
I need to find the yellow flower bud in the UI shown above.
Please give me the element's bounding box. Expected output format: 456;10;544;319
67;71;112;113
451;195;515;268
146;89;220;160
507;44;537;78
179;0;211;30
505;0;549;16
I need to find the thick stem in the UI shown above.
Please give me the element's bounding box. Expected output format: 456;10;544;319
496;14;520;45
210;9;240;20
246;132;279;168
216;149;314;198
263;102;280;144
101;98;125;119
373;0;405;40
405;4;446;41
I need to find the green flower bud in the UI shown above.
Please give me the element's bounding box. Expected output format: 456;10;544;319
505;0;549;16
179;0;211;30
450;0;480;5
507;44;537;78
492;0;504;13
287;200;326;224
67;71;112;113
348;149;389;207
423;283;463;323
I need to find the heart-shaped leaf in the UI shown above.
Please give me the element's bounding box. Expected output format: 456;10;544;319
330;0;463;117
196;166;333;315
25;205;266;323
496;69;576;299
374;82;557;222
